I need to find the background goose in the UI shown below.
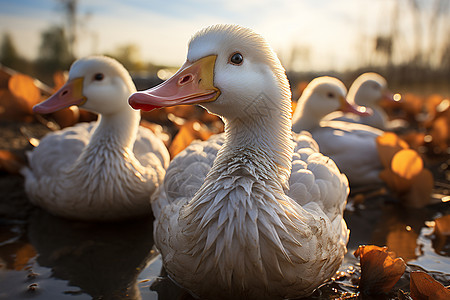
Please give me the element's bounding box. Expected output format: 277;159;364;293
292;76;384;187
129;24;349;300
22;56;169;221
325;72;401;130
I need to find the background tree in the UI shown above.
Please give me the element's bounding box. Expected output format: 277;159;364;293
35;26;75;84
0;33;31;74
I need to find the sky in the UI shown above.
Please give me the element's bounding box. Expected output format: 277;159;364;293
0;0;430;72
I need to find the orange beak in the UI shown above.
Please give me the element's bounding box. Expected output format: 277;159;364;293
339;96;372;116
129;55;220;111
33;77;86;114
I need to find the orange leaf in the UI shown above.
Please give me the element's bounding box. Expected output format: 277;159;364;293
168;121;214;158
432;214;450;255
50;106;80;128
410;271;450;300
391;149;423;180
168;124;197;158
8;74;41;113
0;150;25;174
354;245;406;294
434;214;450;236
376;132;409;169
52;71;68;91
400;169;433;208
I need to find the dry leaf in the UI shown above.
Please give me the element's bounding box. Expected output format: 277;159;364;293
0;150;26;174
432;214;450;255
169;121;214;158
140;120;171;147
410;271;450;300
354;245;406;294
376;132;410;169
53;70;68;91
50;106;80;128
391;149;423;180
8;73;42;113
0;67;12;89
429;113;450;153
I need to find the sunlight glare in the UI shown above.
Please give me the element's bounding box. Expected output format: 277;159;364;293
393;93;402;102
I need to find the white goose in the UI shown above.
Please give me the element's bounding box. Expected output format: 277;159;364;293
22;56;170;221
325;72;397;130
292;76;384;187
129;24;349;300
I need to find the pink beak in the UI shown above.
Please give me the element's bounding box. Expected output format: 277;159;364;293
33;77;86;114
129;55;220;111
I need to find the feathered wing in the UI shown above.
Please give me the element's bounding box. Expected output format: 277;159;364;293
151;133;225;219
311;120;383;186
22;122;95;200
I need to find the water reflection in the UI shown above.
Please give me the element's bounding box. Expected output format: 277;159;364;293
26;209;156;299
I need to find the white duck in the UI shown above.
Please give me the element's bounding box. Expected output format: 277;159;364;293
292;76;384;187
22;56;170;221
129;24;349;300
325;72;398;130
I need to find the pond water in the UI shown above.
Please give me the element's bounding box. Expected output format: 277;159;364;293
0;192;448;300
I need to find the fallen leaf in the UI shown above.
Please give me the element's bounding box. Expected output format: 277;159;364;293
432;214;450;255
8;73;42;114
429;113;450;154
0;150;26;174
168;121;214;158
0;67;12;89
52;70;68;91
354;245;406;295
410;271;450;300
50;106;80;128
376;132;410;169
391;149;423;180
140;120;171;147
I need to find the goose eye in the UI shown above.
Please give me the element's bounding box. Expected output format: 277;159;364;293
229;52;243;65
327;92;334;98
93;73;104;81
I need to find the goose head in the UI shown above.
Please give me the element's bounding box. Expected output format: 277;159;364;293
292;76;372;132
348;72;394;107
34;56;137;116
129;24;291;122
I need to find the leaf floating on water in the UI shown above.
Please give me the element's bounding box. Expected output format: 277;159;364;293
410;271;450;300
0;150;26;174
354;245;406;295
432;214;450;256
391;149;423;180
376;133;434;208
376;132;409;169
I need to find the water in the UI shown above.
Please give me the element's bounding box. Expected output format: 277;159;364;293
0;197;448;299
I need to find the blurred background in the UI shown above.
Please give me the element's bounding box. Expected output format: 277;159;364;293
0;0;449;94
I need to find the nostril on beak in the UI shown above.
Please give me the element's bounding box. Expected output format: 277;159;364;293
178;74;192;85
62;90;68;96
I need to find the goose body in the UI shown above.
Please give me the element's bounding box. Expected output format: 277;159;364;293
292;76;384;187
129;25;349;299
22;56;169;221
325;72;398;130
